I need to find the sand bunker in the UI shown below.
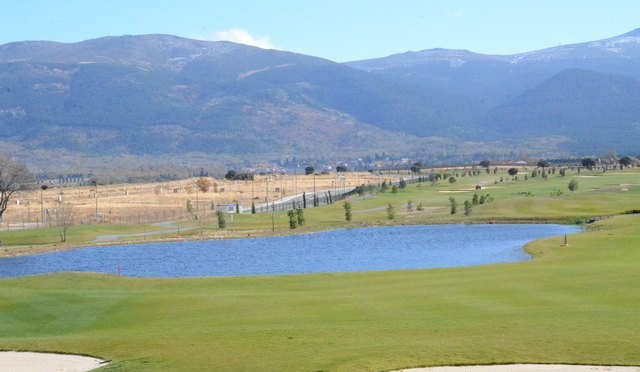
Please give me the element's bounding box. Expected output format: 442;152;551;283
2;353;638;372
394;364;640;372
0;352;106;372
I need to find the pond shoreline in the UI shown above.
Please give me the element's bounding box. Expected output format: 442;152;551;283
0;218;586;259
0;223;581;278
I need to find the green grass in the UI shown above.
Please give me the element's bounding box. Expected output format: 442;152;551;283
0;214;639;371
0;224;166;245
0;167;639;371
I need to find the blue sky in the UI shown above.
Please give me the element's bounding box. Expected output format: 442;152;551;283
2;0;639;62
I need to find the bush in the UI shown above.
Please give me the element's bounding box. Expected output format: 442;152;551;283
464;200;472;216
386;203;395;220
287;210;297;229
296;209;305;226
216;211;226;229
449;196;457;214
343;201;352;221
568;179;579;192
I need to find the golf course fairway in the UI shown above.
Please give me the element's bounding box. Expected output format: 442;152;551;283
1;214;638;371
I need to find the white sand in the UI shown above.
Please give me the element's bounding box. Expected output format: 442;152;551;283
0;352;106;372
394;364;640;372
1;353;637;372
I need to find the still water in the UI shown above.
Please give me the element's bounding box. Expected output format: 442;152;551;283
0;224;580;278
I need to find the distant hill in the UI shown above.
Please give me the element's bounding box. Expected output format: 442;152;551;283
484;68;640;153
345;28;640;154
1;30;640;171
0;35;476;164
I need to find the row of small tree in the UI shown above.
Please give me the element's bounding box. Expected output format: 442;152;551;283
287;209;305;229
449;193;494;216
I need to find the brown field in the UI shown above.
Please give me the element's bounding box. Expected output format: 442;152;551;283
1;172;392;228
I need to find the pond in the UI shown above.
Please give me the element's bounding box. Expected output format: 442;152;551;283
0;224;580;278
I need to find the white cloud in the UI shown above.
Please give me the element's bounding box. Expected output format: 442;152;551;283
200;28;278;49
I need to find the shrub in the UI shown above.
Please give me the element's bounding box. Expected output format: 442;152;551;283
568;179;579;192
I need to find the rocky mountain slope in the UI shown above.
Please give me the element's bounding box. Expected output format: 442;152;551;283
1;29;639;170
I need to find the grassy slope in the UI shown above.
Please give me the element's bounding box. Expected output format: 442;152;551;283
0;168;639;371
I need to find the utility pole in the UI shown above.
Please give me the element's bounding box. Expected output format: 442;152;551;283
91;180;98;223
40;185;46;227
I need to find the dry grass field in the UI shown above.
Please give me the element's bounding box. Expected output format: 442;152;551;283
1;171;389;228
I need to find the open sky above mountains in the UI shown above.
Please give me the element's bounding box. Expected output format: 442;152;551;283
2;0;640;62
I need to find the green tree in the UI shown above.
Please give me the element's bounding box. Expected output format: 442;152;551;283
537;159;550;169
472;193;479;206
386;203;395;220
581;158;596;170
619;156;633;168
399;179;407;189
416;202;424;211
410;162;423;173
186;199;193;214
216;210;226;228
568;179;579;192
224;170;237;180
251;201;256;214
508;168;519;176
343;201;352;221
391;185;399;193
304;166;315;175
296;208;305;226
449;196;458;214
287;210;297;229
448;176;457;184
336;165;347;172
464;200;472;216
479;160;491;168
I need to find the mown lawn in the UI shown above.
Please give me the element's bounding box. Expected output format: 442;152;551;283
0;214;639;371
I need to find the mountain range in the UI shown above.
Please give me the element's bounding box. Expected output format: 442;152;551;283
1;29;640;171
